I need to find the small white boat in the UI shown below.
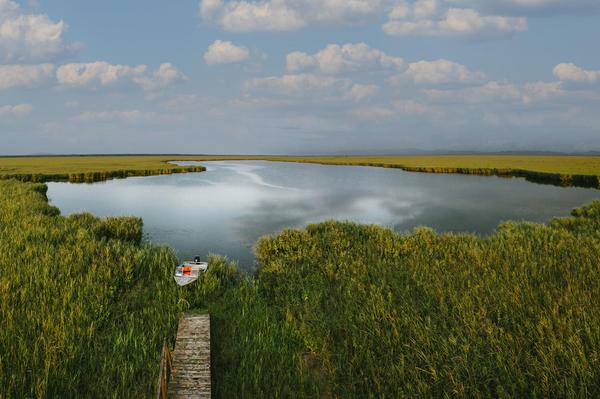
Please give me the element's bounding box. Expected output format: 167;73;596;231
174;256;208;287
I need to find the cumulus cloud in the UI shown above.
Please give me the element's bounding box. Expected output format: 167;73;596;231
395;59;485;84
383;0;527;38
349;83;379;101
204;40;250;65
244;73;377;102
285;43;482;86
286;43;404;74
198;0;385;32
132;63;187;91
56;62;146;86
0;63;54;89
0;0;19;13
0;0;72;62
424;80;563;104
197;0;594;36
553;63;600;84
0;103;33;117
56;61;185;91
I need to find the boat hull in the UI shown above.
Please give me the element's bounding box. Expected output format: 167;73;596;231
174;261;208;286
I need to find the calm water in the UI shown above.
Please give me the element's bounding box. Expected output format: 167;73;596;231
47;161;599;270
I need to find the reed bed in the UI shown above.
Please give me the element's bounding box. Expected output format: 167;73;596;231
0;180;181;398
2;178;600;397
254;204;600;397
1;154;599;187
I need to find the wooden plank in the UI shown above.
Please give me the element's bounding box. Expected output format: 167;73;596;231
168;314;211;398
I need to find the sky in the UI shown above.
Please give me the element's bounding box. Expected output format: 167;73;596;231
1;0;600;155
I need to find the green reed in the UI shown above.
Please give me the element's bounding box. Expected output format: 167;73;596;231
0;180;181;398
2;178;600;398
254;204;600;398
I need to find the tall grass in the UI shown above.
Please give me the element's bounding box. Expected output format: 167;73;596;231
254;205;600;397
0;180;312;398
2;178;600;398
0;180;181;398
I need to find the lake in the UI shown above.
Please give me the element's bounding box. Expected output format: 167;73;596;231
47;161;599;270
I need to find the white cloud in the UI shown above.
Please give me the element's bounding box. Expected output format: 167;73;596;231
0;0;71;62
0;63;54;89
0;0;18;14
56;62;147;86
0;103;33;117
394;59;485;84
349;83;379;101
286;43;404;74
286;51;317;73
553;63;600;84
199;0;304;31
204;40;250;65
221;2;304;31
200;0;224;19
243;73;377;102
424;80;563;104
56;61;184;91
383;1;527;38
285;43;482;86
389;0;438;19
198;0;593;36
132;63;187;91
198;0;385;32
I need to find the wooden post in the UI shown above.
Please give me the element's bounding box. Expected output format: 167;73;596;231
156;341;166;399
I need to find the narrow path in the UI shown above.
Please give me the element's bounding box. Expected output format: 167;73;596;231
168;314;211;398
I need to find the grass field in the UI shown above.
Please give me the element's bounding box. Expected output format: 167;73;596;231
1;154;600;187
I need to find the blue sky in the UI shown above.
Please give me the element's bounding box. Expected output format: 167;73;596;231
1;0;600;155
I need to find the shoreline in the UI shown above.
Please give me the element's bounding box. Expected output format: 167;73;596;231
0;154;598;188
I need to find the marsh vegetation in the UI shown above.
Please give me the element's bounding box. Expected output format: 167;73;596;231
2;177;599;398
1;154;600;187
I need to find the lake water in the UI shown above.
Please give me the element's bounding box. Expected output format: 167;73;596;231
47;161;599;270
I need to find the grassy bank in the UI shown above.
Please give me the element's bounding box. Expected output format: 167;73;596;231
263;155;600;188
0;155;206;183
0;154;600;187
2;174;600;397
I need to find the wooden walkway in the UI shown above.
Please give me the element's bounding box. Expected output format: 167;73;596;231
167;314;211;398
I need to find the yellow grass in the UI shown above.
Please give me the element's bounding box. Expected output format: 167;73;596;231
0;154;599;186
266;155;600;175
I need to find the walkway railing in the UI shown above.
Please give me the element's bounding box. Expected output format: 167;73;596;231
156;339;173;399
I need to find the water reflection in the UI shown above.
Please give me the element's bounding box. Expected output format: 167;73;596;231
47;161;599;270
